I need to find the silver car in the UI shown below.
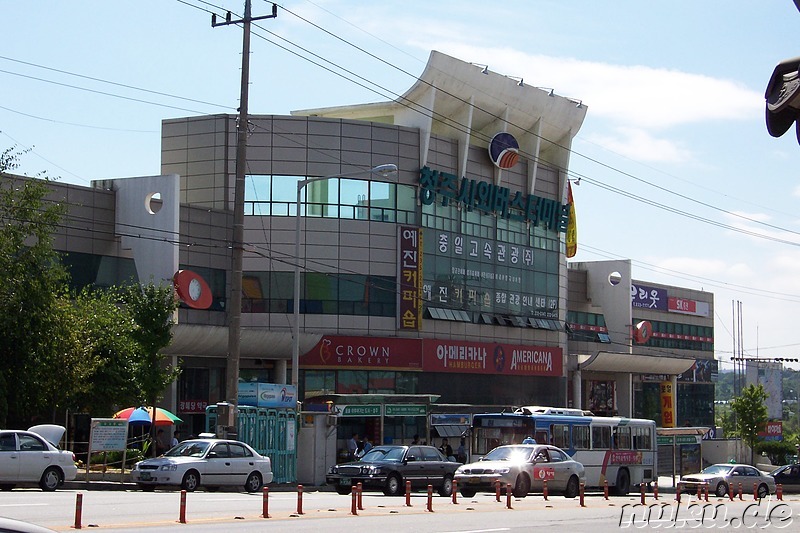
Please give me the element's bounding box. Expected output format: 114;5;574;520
131;438;273;492
454;444;585;498
679;464;776;498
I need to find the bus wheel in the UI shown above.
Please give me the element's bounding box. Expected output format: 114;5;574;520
614;469;630;495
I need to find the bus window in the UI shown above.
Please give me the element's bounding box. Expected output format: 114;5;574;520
534;430;548;444
614;427;631;450
573;425;590;449
592;426;610;449
551;424;569;448
633;426;652;450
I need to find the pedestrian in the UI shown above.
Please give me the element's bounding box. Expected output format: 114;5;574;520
411;434;419;445
456;437;467;463
362;436;373;455
347;432;359;461
440;438;453;460
171;430;180;448
156;429;170;455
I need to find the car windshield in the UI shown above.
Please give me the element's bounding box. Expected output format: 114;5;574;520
482;446;533;462
360;447;405;462
701;465;733;475
165;441;210;458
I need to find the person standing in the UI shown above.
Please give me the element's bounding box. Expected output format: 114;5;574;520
411;434;419;445
440;438;453;460
456;437;467;463
347;432;359;461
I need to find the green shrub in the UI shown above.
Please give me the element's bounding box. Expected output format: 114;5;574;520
755;440;796;466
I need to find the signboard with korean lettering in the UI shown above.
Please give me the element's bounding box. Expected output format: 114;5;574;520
398;226;423;330
178;399;209;414
758;421;782;441
385;405;427;417
336;405;382;417
631;284;668;311
668;297;710;317
422;340;562;377
660;382;675;428
89;419;129;452
422;228;559;319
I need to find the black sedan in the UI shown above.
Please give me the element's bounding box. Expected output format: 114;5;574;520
771;464;800;491
327;445;460;496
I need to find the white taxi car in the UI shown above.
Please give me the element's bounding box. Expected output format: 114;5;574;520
0;425;78;491
131;437;273;492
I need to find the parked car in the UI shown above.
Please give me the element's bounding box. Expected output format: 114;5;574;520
130;438;273;492
770;463;800;491
0;425;78;491
679;463;776;498
326;445;460;496
454;444;585;498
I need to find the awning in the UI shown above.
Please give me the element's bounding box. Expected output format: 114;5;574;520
434;425;469;438
578;351;695;375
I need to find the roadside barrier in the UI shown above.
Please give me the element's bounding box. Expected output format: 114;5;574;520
777;484;783;501
542;479;548;500
640;483;645;504
452;480;458;504
179;490;187;524
729;483;734;501
603;480;608;500
506;484;512;509
350;487;358;516
357;482;363;510
675;484;681;503
753;482;758;501
261;486;270;518
405;480;412;506
579;482;586;507
73;493;83;530
296;485;304;515
426;485;434;512
653;480;658;500
704;483;709;502
738;482;743;500
696;484;701;500
495;480;501;502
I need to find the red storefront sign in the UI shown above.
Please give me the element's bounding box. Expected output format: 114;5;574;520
301;336;423;370
422;340;562;377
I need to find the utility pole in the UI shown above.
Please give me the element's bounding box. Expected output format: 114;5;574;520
212;1;277;432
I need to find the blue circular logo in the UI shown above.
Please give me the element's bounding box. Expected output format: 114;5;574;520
488;132;520;169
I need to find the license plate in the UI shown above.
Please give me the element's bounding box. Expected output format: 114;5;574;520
140;472;152;481
469;477;480;484
340;477;351;486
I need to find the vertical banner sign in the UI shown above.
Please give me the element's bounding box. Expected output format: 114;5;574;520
660;381;675;428
398;226;423;330
565;181;577;258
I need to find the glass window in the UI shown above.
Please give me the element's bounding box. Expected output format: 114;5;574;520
337;371;367;394
18;435;45;451
551;424;569;449
592;426;611;449
573;425;590;450
614;427;631;450
271;175;303;203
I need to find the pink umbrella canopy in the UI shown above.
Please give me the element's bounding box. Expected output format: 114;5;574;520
113;406;182;426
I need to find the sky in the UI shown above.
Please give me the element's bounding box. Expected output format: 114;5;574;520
3;1;800;372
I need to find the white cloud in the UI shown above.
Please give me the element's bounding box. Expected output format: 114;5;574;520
584;127;692;163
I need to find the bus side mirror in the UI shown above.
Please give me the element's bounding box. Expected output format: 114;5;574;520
765;56;800;143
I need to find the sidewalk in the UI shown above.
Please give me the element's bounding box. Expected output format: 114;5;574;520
63;470;329;492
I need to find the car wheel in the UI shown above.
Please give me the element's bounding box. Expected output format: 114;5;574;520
715;481;728;497
244;472;262;493
438;475;453;497
181;470;200;492
564;475;579;498
39;467;62;492
460;488;477;498
512;474;531;498
758;483;769;499
383;473;402;496
335;484;352;495
614;469;630;496
138;484;156;492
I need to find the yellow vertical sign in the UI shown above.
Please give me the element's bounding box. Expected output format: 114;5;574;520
566;181;577;258
660;381;675;428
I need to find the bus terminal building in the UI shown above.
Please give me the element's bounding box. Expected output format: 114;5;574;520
7;50;715;448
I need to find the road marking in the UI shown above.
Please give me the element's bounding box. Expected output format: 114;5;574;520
441;530;510;533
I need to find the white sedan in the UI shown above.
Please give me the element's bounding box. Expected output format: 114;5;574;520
131;438;273;492
0;425;78;491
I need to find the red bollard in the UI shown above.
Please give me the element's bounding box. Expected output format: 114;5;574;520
777;484;783;501
350;487;358;516
738;482;743;501
73;493;83;530
729;483;734;501
179;490;187;524
654;480;659;500
495;480;501;502
452;479;458;505
506;483;513;509
357;482;363;510
543;479;548;500
579;482;586;507
704;483;709;502
405;480;412;507
753;482;758;501
676;484;681;503
262;486;270;518
696;484;701;500
640;483;646;504
426;484;434;512
297;484;304;515
603;479;609;500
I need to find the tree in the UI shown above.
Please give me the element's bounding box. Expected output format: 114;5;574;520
730;384;769;465
0;147;68;427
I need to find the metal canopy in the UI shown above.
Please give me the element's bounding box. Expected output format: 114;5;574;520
578;351;696;375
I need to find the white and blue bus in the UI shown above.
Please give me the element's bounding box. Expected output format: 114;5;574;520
469;406;657;494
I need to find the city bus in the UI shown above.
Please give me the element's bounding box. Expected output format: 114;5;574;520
469;406;656;494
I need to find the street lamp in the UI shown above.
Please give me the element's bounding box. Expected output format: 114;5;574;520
291;163;399;391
